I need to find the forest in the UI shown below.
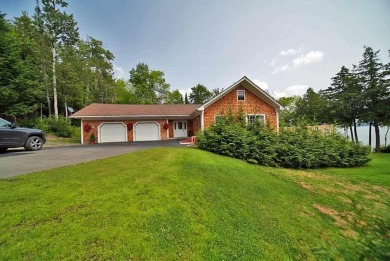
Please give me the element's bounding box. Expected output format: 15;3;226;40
0;0;389;152
0;0;196;121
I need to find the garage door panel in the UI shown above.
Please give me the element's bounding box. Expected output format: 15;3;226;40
135;122;159;141
100;123;127;143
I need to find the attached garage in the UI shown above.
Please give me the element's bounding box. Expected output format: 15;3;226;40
134;122;160;141
99;123;127;143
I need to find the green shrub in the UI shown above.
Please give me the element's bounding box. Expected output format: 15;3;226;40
198;121;371;169
43;117;73;138
380;145;390;153
198;123;255;161
19;117;73;138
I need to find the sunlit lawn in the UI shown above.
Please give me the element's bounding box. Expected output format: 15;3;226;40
0;148;388;260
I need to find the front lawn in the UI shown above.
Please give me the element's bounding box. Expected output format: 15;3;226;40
0;148;388;260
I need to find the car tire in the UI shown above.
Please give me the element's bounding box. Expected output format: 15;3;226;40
24;136;43;151
0;148;8;153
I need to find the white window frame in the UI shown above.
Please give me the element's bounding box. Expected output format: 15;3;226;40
237;90;245;101
246;114;265;125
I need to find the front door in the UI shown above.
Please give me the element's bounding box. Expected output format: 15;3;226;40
173;121;187;138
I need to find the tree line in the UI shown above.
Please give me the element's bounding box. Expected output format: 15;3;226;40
115;63;221;105
0;0;217;122
0;0;116;120
279;46;390;152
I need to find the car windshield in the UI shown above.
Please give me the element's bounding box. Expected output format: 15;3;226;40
0;118;12;127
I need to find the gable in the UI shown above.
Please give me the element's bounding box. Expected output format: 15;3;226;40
202;85;278;129
205;85;276;113
199;76;282;111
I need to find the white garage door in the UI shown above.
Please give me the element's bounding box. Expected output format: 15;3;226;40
134;122;159;141
99;123;127;143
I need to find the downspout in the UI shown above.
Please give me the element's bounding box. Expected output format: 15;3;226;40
167;119;169;139
276;108;280;133
201;110;204;131
81;119;84;144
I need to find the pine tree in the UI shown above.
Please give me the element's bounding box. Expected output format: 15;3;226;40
323;66;363;143
355;46;390;151
0;13;45;117
184;93;190;104
189;84;212;104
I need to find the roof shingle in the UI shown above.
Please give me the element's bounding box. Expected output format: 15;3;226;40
71;103;200;117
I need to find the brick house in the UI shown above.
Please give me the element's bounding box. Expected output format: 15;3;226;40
70;76;282;144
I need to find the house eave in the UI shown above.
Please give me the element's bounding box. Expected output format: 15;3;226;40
70;115;196;120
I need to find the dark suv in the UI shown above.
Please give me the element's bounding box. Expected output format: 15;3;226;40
0;118;46;152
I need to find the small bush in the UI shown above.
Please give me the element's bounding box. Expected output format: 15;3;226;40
198;121;371;169
380;145;390;153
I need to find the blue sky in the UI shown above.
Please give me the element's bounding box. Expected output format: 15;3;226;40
1;0;389;98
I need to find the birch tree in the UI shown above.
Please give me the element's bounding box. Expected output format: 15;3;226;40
39;0;79;119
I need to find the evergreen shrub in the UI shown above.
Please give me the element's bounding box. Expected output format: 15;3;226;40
198;121;371;169
19;117;73;138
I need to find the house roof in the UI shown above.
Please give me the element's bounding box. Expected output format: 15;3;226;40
198;76;283;110
70;103;201;119
71;77;282;119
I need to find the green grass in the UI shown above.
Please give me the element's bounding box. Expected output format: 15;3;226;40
313;153;390;187
45;136;80;145
0;148;389;260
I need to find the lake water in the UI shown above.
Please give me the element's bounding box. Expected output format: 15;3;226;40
336;126;389;149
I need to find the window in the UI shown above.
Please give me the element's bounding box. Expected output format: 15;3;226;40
246;114;265;125
237;90;245;101
0;118;11;128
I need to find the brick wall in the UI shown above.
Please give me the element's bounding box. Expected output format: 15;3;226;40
203;85;277;129
188;116;201;136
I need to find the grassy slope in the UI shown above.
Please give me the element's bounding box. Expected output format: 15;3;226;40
313;153;390;187
0;148;388;260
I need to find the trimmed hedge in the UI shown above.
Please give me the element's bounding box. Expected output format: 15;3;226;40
198;122;371;169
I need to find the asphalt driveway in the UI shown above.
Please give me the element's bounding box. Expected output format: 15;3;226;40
0;140;183;178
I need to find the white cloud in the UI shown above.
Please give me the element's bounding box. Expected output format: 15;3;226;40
292;51;323;67
113;65;126;79
279;48;300;56
253;79;269;90
273;85;309;99
271;50;324;74
272;64;290;74
179;88;192;98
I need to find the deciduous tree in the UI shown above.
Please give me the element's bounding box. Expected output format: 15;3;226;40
294;88;328;125
129;63;170;104
39;0;79;119
167;90;183;104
